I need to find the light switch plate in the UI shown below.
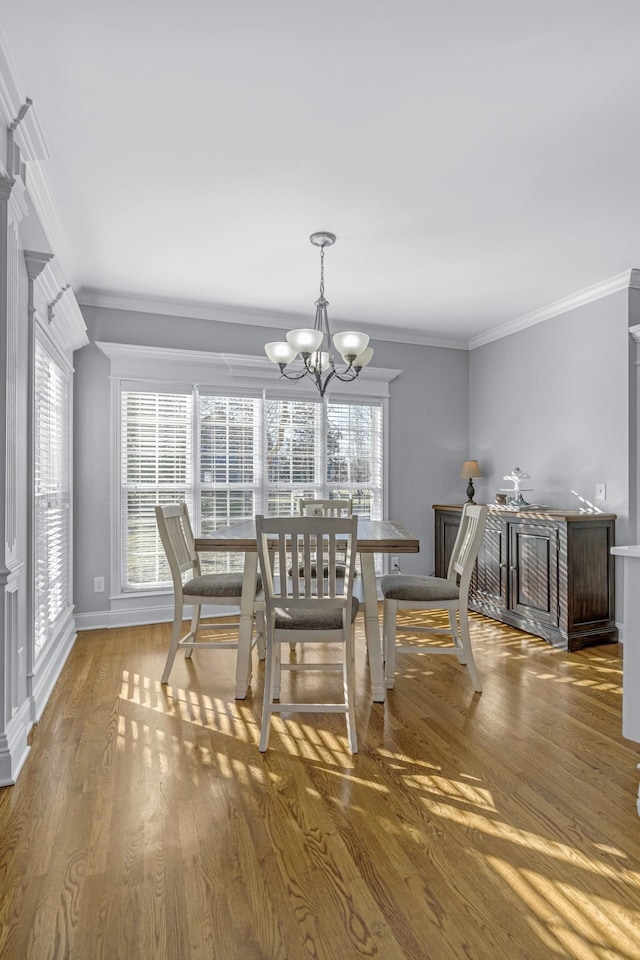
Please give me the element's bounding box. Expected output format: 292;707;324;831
595;483;606;501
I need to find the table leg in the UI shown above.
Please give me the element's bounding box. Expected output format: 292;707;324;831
235;551;258;699
360;553;385;703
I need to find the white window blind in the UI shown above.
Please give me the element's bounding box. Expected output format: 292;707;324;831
326;402;383;518
121;390;192;588
34;340;70;654
119;389;384;590
199;394;261;574
265;399;324;514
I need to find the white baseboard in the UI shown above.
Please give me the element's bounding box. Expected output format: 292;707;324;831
30;613;77;723
616;620;624;644
75;602;240;633
0;698;32;787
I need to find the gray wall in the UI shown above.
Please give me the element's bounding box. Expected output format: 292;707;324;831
469;289;630;622
73;306;470;619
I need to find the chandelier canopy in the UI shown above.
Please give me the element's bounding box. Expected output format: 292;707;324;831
264;232;373;398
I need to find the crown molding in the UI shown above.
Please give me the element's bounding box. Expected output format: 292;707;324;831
628;324;640;345
78;287;466;350
95;341;401;399
468;269;640;350
0;34;48;162
29;252;88;352
0;30;78;283
81;288;311;329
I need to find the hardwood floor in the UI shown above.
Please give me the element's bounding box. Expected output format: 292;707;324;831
1;611;639;959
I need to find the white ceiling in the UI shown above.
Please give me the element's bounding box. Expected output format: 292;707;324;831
3;0;640;346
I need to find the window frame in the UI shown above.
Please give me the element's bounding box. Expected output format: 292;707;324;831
115;384;388;594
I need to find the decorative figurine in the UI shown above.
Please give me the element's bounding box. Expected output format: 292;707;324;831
501;467;533;508
503;467;530;493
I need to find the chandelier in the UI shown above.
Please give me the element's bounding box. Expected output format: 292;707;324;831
264;232;373;398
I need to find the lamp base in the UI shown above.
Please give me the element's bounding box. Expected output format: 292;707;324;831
465;479;476;504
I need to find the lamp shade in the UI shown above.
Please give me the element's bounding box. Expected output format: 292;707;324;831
461;460;482;479
354;346;374;368
265;341;297;365
309;350;331;372
286;328;324;354
333;330;369;361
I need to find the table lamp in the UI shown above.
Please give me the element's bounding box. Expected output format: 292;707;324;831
461;460;482;504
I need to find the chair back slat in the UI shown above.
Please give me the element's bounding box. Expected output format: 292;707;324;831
447;503;488;596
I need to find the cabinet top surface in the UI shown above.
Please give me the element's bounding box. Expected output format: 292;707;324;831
611;545;640;557
433;504;617;521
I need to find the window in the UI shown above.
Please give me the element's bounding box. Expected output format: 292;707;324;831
34;340;71;653
121;390;192;587
119;388;384;590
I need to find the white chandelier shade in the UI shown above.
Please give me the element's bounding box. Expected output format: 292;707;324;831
286;328;323;354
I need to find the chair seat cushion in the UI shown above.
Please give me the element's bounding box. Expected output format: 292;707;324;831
274;596;359;630
184;572;259;598
380;574;459;602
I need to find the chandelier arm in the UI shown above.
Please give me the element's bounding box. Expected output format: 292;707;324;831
332;368;361;383
277;364;308;382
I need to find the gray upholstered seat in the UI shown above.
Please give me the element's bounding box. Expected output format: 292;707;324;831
274;596;359;630
184;572;259;598
380;574;459;602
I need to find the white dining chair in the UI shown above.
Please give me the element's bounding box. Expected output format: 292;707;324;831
256;513;360;753
381;503;488;691
156;502;263;685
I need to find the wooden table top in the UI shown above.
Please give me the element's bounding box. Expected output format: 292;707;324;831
195;518;420;554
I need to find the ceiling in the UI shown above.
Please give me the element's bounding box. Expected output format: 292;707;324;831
3;0;640;347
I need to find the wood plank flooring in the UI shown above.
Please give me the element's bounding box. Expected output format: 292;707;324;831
1;610;639;959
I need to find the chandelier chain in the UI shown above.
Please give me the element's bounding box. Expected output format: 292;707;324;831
319;243;325;300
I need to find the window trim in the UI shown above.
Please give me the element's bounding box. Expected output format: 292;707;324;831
100;342;400;602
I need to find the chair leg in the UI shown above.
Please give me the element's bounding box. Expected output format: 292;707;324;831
273;638;282;700
184;603;201;659
259;632;276;752
449;609;466;664
384;599;397;689
255;609;266;660
458;607;482;692
162;595;184;684
344;627;358;753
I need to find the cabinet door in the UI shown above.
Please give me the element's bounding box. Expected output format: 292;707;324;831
509;522;558;626
434;510;461;577
473;517;505;605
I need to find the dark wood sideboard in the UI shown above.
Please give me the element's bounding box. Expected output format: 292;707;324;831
433;504;617;651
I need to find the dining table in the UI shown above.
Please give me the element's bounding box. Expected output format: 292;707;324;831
195;518;420;702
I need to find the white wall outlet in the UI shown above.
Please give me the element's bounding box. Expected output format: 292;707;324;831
391;556;401;571
595;483;606;501
94;576;105;593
